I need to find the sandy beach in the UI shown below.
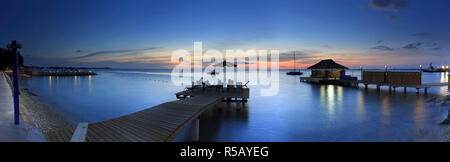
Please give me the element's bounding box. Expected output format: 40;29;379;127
19;88;74;136
2;72;74;141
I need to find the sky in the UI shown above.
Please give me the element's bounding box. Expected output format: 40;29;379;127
0;0;449;69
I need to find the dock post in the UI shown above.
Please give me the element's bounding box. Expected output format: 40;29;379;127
393;86;396;92
376;85;380;91
416;88;419;94
424;88;427;95
389;86;392;92
191;118;199;142
364;84;368;90
404;87;407;94
236;99;241;111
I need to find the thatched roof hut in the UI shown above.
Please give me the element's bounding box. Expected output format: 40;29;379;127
307;59;348;70
308;59;348;78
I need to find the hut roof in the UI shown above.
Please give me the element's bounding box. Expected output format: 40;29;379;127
307;59;348;70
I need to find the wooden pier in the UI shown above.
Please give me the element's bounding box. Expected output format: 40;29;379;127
300;77;359;87
43;87;249;142
359;82;447;95
300;77;447;95
301;71;448;95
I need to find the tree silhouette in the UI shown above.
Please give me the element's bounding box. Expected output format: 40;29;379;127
0;47;24;70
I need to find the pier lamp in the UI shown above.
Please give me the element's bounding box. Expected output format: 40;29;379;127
419;64;422;70
385;65;388;71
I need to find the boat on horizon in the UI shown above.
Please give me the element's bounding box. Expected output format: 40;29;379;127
286;52;303;75
422;62;449;72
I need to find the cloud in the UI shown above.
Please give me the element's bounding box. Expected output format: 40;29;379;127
370;45;394;51
387;15;398;20
320;45;333;49
432;47;441;50
278;50;323;63
376;40;383;44
371;42;428;51
369;0;410;11
73;47;160;59
412;32;447;41
402;42;423;49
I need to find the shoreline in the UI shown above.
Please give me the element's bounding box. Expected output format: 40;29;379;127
19;88;74;136
3;71;75;141
426;95;450;142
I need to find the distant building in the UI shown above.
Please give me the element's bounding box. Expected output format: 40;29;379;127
307;59;348;79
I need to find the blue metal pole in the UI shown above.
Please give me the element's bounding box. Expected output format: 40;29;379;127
11;41;20;125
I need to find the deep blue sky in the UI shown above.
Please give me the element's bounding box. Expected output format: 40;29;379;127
1;0;449;69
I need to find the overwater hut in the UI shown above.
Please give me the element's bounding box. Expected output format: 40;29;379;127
307;59;348;79
300;59;357;86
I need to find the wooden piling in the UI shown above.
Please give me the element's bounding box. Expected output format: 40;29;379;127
191;118;199;142
236;100;241;111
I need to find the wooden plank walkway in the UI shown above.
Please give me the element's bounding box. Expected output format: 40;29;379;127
43;88;249;142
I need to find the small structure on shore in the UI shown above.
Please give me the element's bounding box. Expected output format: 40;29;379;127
300;59;357;86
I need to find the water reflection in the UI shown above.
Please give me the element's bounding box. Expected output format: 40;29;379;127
74;75;78;88
440;72;448;83
48;76;52;89
381;95;390;123
88;75;92;95
319;85;343;117
357;92;366;121
56;76;59;88
413;99;424;124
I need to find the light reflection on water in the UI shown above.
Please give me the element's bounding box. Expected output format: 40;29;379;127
440;72;448;83
21;69;449;142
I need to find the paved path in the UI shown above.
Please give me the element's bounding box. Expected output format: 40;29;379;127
0;72;44;142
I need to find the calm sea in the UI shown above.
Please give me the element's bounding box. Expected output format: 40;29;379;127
20;69;449;142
